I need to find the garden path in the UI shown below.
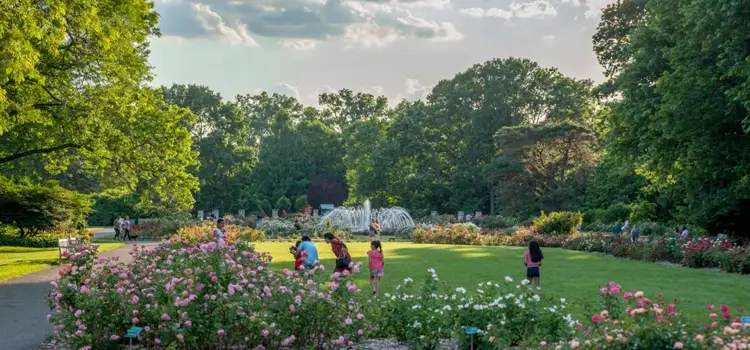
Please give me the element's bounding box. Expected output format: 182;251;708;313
0;240;159;350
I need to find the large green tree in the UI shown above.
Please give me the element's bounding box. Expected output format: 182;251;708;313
596;0;750;233
0;0;197;211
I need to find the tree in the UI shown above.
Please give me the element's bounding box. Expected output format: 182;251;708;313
161;84;257;213
490;121;599;216
0;0;198;211
276;196;291;212
597;0;750;234
295;195;308;212
0;177;93;236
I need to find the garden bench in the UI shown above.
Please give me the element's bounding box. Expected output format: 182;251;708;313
58;237;82;264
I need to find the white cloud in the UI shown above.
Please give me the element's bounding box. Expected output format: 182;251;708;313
543;34;556;42
281;39;318;50
157;0;462;49
458;0;558;20
191;3;259;47
266;83;301;100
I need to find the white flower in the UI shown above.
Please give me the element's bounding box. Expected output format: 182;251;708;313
560;298;566;303
456;287;467;294
521;279;530;286
442;305;452;311
533;295;541;302
505;276;513;282
427;268;436;274
404;277;414;284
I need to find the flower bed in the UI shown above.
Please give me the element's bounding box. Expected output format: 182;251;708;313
47;239;749;349
548;282;750;349
48;241;368;349
411;224;750;275
372;271;576;349
173;222;266;245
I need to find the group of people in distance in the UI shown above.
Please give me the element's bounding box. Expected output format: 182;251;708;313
287;232;385;297
209;218;543;297
113;216;138;241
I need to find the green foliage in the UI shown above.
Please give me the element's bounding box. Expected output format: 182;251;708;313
629;200;657;223
88;189;142;226
0;234;60;248
275;196;291;211
594;0;750;235
294;195;307;212
532;211;583;236
0;1;198;212
0;178;92;236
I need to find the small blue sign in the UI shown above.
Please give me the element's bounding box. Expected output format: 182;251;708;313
741;316;750;324
125;327;143;338
465;327;478;335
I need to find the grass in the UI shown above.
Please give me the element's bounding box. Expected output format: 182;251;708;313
0;243;123;281
254;241;750;321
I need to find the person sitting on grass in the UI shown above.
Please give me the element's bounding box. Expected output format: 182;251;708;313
524;240;544;289
368;240;384;298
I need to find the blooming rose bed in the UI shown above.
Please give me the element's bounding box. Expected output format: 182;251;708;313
47;242;749;350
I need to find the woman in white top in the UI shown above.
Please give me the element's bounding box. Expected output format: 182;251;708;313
213;219;227;240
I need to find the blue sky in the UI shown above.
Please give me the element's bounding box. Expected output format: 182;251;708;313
148;0;614;105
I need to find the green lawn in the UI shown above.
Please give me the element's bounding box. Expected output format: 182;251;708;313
254;241;750;321
0;243;123;281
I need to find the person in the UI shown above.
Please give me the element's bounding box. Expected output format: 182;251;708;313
612;223;622;240
290;241;307;271
681;225;689;238
123;216;132;240
524;240;544;288
374;220;381;237
368;240;384;297
324;232;352;273
369;219;377;238
294;218;302;231
631;226;640;242
674;227;681;236
281;210;287;219
213;219;227;240
113;216;123;240
622;219;630;233
465;213;473;222
298;236;319;269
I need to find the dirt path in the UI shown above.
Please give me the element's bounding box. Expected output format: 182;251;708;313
0;242;159;350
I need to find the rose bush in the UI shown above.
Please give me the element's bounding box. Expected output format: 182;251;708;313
47;240;368;349
372;269;576;349
173;222;266;245
550;282;750;349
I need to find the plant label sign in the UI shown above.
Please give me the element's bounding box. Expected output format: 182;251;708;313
238;209;245;217
197;210;204;220
742;316;750;332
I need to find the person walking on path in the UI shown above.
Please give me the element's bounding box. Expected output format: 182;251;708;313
113;216;123;240
324;232;352;273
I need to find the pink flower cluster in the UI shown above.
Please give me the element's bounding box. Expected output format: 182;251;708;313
47;240;369;349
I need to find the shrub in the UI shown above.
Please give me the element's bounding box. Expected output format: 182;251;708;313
552;282;750;349
532;211;583;236
294;195;308;212
373;270;575;349
276;196;291;212
173;222;266;245
48;241;369;349
0;234;60;248
0;178;93;236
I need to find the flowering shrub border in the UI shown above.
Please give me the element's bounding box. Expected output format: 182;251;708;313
412;224;750;275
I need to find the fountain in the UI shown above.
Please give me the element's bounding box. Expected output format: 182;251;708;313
319;199;415;233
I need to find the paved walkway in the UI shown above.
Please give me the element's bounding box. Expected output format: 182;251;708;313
0;231;159;350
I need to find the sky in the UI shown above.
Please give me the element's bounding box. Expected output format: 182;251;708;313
148;0;615;105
